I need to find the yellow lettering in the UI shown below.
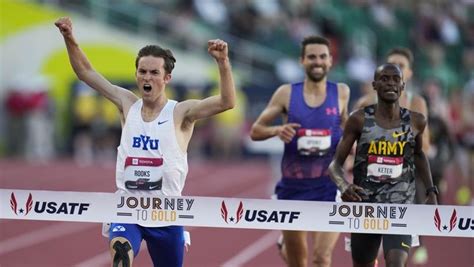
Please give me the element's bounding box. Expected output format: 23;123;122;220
151;210;177;222
363;219;390;230
369;141;408;156
398;141;407;154
379;141;387;155
387;142;397;155
369;141;377;154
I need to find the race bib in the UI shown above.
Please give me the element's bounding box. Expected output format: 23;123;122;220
124;157;164;190
297;129;331;156
367;155;403;182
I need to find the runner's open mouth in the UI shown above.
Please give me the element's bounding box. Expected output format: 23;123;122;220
143;84;152;92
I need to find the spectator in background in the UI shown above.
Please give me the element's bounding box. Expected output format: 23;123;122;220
72;84;96;166
5;75;55;162
419;44;458;96
423;94;456;204
209;84;247;161
458;81;474;204
421;78;449;121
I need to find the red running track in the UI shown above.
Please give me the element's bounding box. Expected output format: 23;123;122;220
0;159;472;266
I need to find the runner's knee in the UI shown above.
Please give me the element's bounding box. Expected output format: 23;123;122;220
110;237;133;267
385;249;408;267
313;250;332;266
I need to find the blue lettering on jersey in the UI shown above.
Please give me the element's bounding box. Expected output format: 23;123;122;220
132;135;159;150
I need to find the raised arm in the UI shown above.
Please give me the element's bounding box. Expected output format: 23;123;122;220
412;112;438;205
328;110;366;201
250;85;301;143
178;39;236;128
54;17;138;113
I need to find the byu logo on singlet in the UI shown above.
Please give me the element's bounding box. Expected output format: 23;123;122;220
132;135;159;150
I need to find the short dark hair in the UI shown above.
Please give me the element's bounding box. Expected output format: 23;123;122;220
374;63;402;80
386;47;414;68
135;45;176;74
300;36;331;58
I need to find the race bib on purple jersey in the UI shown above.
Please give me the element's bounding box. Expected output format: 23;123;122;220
296;128;331;156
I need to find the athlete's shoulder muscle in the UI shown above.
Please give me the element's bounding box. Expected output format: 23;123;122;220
410;95;428;117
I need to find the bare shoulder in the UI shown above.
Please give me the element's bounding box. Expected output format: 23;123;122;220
345;108;365;132
410;94;428;116
337;83;350;99
274;84;291;98
175;99;199;116
269;83;292;107
349;108;365;123
409;110;427;132
121;88;140;107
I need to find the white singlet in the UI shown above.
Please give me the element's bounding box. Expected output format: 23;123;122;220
115;99;188;196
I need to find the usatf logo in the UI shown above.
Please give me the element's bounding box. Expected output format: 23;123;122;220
434;208;457;232
220;200;301;224
10;193;33;215
434;208;473;232
9;192;90;216
221;201;244;224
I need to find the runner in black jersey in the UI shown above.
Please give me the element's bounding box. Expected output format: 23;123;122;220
328;63;438;267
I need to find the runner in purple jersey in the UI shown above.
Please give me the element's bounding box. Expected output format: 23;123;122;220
251;36;350;267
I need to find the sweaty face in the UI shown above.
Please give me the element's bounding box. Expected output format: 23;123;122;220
387;54;412;82
136;56;170;99
373;65;405;104
301;44;332;82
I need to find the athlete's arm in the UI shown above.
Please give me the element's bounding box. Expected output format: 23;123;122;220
337;83;351;127
411;95;430;153
250;85;300;143
328;110;366;201
412;111;438;205
55;17;138;114
178;39;236;128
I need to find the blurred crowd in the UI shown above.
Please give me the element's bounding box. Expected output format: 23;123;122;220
5;0;472;204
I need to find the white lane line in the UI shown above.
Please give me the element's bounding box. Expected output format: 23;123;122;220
221;231;280;267
0;222;95;256
74;240;154;267
74;249;110;267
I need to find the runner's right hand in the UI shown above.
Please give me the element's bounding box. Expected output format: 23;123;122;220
341;184;368;202
276;123;301;143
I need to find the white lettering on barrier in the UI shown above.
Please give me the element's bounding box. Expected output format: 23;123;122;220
0;189;472;238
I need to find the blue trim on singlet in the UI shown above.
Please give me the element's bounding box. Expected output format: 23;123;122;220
276;81;342;201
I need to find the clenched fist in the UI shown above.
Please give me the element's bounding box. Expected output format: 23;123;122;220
55;17;73;37
207;39;229;62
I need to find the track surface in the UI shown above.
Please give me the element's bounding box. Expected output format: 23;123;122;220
1;159;472;266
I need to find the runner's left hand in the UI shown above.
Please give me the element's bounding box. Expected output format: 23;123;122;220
208;39;228;62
